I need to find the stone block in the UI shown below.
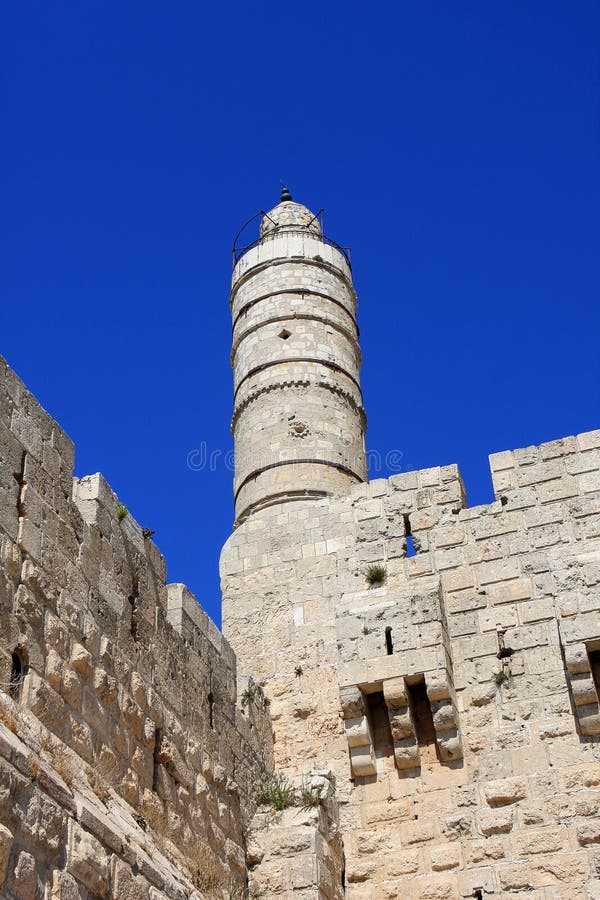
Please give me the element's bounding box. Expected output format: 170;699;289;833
339;684;365;718
345;715;371;748
477;558;520;585
7;850;37;900
490;451;514;472
479;808;514;836
349;746;376;777
71;643;93;679
385;849;420;876
577;429;600;451
483;777;528;806
49;870;85;899
111;859;151;899
429;843;461;871
0;823;13;886
400;820;436;845
512;825;566;856
67;819;110;896
575;820;600;845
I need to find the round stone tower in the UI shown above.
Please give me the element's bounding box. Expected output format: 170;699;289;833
229;187;368;523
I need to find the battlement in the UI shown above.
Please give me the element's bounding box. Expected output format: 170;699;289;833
0;354;273;896
3;341;600;897
221;421;600;897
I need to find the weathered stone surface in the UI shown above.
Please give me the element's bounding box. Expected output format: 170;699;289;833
0;354;272;898
2;193;600;899
0;823;13;885
8;849;37;899
67;821;110;895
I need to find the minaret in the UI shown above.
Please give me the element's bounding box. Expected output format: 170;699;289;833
230;187;367;524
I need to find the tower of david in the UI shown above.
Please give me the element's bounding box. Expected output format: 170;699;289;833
0;188;599;898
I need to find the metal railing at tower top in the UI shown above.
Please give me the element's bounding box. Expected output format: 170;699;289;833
231;211;352;270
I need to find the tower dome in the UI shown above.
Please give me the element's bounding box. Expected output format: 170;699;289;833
259;198;322;237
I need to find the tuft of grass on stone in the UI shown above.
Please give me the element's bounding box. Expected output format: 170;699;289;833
52;752;78;790
185;844;226;894
365;564;387;587
117;504;128;522
494;670;510;687
28;754;40;782
299;779;323;810
86;756;118;805
256;774;297;811
0;697;19;734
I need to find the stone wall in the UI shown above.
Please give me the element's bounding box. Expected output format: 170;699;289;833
246;770;345;898
221;428;600;898
0;353;273;898
2;346;600;899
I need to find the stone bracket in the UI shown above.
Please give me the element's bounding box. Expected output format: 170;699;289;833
425;671;463;762
382;677;419;770
565;641;600;736
340;670;463;779
339;685;376;777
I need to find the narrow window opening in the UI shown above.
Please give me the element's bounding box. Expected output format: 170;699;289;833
364;690;394;765
128;574;139;642
472;891;483;900
385;627;393;656
588;649;600;700
10;650;27;702
13;451;27;517
152;727;162;792
406;677;439;762
278;328;291;340
496;629;514;660
208;692;215;730
403;514;416;558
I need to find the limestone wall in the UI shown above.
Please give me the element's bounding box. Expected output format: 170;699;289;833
0;353;273;898
246;771;345;898
221;428;600;898
3;340;600;899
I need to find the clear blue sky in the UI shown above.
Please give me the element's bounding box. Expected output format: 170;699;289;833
2;2;599;626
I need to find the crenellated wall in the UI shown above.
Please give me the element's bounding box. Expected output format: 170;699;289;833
0;353;274;898
221;428;600;898
2;343;600;899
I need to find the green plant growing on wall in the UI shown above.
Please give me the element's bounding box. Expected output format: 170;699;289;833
256;774;297;811
117;504;128;522
242;681;271;711
365;564;386;587
299;778;323;810
494;670;511;687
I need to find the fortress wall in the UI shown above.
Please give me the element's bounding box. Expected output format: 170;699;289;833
221;429;600;899
0;354;273;898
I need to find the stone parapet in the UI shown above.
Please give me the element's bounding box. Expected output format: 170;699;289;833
221;426;600;898
0;353;273;898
